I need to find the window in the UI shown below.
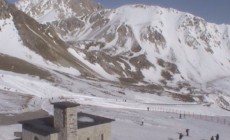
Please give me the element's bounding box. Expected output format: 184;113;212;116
34;136;39;140
101;134;104;140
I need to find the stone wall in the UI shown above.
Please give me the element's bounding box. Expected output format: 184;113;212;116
66;107;78;140
54;107;66;140
54;106;78;140
78;123;111;140
22;129;58;140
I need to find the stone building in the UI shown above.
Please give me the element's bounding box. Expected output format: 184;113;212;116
20;102;114;140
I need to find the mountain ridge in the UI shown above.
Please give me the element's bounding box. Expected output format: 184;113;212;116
14;0;230;87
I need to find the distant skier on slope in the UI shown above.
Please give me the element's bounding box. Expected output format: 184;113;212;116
186;128;189;136
141;118;144;126
211;136;214;140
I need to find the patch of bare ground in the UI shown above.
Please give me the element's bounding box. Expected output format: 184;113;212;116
170;93;195;102
125;84;163;95
157;58;180;82
216;96;230;111
84;41;105;50
119;77;139;84
0;54;54;82
157;58;179;74
161;70;173;81
52;17;85;36
141;26;166;47
130;54;154;69
86;51;125;75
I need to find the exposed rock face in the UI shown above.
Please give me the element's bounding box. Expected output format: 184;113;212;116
16;0;102;22
0;54;53;81
0;0;10;19
0;2;103;79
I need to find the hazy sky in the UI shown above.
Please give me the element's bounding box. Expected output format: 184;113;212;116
7;0;230;24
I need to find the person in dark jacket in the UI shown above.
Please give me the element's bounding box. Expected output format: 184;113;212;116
179;133;183;140
216;134;219;140
211;136;214;140
186;129;189;136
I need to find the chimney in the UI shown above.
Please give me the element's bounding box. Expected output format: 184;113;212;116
52;102;80;140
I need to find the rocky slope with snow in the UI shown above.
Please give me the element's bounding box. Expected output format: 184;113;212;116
16;1;230;87
0;0;230;111
1;0;111;82
16;0;102;23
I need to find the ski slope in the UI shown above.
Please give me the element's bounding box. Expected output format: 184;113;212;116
0;70;230;139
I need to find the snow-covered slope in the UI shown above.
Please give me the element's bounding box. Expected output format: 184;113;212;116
0;70;230;139
1;0;111;81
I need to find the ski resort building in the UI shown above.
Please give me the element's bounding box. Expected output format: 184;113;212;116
20;102;114;140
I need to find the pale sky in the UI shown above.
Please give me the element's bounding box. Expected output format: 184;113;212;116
7;0;230;24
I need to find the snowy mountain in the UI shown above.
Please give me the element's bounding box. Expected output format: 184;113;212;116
16;1;230;87
0;0;229;113
1;0;110;81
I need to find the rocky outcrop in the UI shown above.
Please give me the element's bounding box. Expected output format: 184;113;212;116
0;0;10;19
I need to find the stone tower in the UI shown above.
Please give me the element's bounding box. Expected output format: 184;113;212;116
52;102;80;140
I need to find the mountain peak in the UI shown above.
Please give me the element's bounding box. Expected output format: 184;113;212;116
16;0;103;23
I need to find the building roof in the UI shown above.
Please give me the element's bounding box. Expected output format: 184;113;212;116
78;112;115;129
51;101;80;109
20;113;114;135
20;117;58;136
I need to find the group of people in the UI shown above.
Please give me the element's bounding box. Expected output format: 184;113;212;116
179;129;189;140
179;113;186;119
211;134;219;140
179;129;219;140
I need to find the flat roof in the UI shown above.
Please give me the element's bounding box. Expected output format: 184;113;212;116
51;101;80;109
20;117;58;136
78;112;114;129
20;113;114;135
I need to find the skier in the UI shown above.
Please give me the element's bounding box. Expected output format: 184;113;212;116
179;133;183;140
147;107;150;111
186;129;189;136
211;136;214;140
179;114;182;119
141;118;144;126
216;134;219;140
